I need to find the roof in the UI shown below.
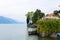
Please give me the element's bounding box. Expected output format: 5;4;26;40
42;13;58;19
47;13;56;17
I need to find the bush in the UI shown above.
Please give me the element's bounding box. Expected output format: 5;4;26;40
36;19;60;35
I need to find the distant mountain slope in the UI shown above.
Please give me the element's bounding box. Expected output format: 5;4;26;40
0;16;19;24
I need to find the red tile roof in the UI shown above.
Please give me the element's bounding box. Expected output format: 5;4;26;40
47;13;55;17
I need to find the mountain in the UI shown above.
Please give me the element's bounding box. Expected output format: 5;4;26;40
0;16;19;24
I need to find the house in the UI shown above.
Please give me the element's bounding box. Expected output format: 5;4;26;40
42;13;59;19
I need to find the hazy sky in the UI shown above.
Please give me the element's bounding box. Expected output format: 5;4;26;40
0;0;60;22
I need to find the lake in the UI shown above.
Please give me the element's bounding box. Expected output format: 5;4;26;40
0;24;60;40
0;24;27;40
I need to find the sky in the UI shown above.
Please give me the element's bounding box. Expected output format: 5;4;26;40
0;0;60;22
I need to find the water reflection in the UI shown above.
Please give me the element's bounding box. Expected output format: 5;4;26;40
27;27;60;40
38;37;60;40
28;35;38;40
28;35;60;40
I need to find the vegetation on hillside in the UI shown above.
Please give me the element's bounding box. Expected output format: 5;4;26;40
26;9;45;24
32;9;45;23
26;9;60;37
36;19;60;36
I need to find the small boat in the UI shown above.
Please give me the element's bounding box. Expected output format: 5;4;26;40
57;33;60;37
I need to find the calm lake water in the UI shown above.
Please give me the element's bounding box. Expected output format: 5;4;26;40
0;24;60;40
0;24;27;40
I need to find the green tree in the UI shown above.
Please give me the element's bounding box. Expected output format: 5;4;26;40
53;10;60;17
32;9;45;23
53;10;59;16
26;11;34;24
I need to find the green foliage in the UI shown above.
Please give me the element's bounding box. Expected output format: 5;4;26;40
32;9;45;23
36;19;60;34
53;10;60;17
26;12;30;24
54;10;59;16
26;11;34;24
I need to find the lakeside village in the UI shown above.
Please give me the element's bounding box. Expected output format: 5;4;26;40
26;9;60;38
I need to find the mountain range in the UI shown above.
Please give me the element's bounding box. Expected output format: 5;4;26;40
0;16;23;24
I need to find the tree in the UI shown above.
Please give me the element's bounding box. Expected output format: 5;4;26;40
32;9;45;23
26;11;34;24
58;10;60;17
53;10;59;16
26;12;30;24
53;10;60;17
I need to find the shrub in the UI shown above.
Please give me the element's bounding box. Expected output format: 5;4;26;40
36;19;60;35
